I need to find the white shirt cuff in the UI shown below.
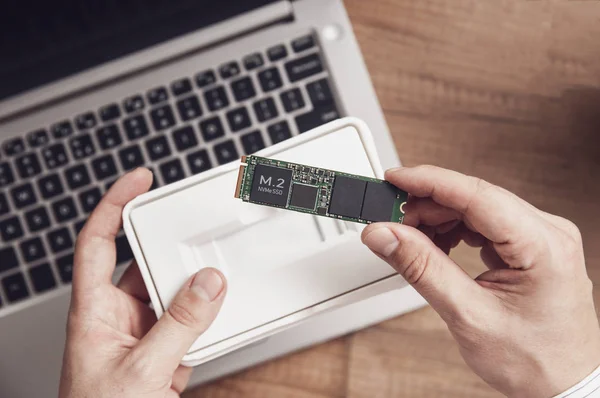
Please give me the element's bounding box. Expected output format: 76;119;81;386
554;364;600;398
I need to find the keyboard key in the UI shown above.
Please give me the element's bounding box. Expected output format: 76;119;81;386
91;155;118;180
42;143;69;169
204;86;229;111
15;152;42;179
38;174;64;199
75;112;97;131
20;237;46;263
99;103;121;122
160;159;186;184
268;121;292;144
0;247;19;272
231;77;257;102
11;183;37;209
253;98;278;122
52;197;78;223
25;206;51;233
0;216;23;242
96;124;123;150
0;192;9;216
145;136;171;161
74;220;86;235
2;272;29;303
56;253;74;283
118;145;145;170
267;44;288;62
214;140;239;165
64;164;91;190
280;88;306;112
3;137;25;156
243;53;264;70
241;130;266;154
226;107;252;132
219;61;241;79
285;53;324;83
147;86;169;105
171;78;193;96
123;95;145;114
26;129;49;148
307;78;335;106
116;235;133;264
187;150;212;174
295;103;340;133
69;134;96;160
0;162;15;187
150;105;176;131
258;68;283;92
123;115;150;140
172;126;198;152
79;187;102;213
28;263;56;293
292;35;315;53
147;168;159;190
50;120;75;139
176;95;203;121
47;228;73;253
199;117;225;142
195;70;217;88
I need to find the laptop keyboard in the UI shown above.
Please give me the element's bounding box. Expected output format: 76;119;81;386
0;33;341;310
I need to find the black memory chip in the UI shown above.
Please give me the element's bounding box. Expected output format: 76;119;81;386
290;184;319;210
360;181;398;222
328;176;367;218
249;164;293;207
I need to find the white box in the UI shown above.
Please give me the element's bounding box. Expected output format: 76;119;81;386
122;117;407;366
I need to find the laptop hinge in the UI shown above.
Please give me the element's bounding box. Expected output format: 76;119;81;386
0;1;294;122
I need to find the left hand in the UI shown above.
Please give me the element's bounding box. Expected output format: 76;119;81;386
59;168;227;398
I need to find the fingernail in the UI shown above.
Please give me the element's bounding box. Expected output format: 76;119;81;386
363;227;399;257
386;166;404;173
191;268;224;302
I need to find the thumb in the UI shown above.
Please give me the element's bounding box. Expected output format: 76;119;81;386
129;268;226;374
362;223;483;323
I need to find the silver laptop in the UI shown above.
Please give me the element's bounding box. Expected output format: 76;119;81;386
0;0;426;395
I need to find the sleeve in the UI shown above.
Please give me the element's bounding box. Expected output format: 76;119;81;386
554;365;600;398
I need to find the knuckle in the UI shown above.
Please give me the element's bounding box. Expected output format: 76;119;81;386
167;298;203;331
561;219;582;243
392;246;431;285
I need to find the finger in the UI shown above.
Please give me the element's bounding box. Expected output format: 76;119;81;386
117;261;151;303
73;168;152;294
386;166;541;243
129;268;227;375
171;366;193;394
480;241;509;270
386;166;547;269
362;223;491;324
403;197;462;228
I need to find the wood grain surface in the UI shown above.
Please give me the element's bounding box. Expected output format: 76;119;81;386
186;1;600;396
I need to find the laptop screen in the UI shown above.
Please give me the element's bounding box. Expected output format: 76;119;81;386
0;0;281;102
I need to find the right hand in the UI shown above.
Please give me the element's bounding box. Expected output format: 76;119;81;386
361;165;600;397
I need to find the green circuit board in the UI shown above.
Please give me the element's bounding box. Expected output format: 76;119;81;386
234;155;407;225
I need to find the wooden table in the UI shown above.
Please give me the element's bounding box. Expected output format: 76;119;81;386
186;1;600;396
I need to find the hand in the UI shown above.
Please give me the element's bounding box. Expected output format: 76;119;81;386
362;166;600;397
59;169;227;398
